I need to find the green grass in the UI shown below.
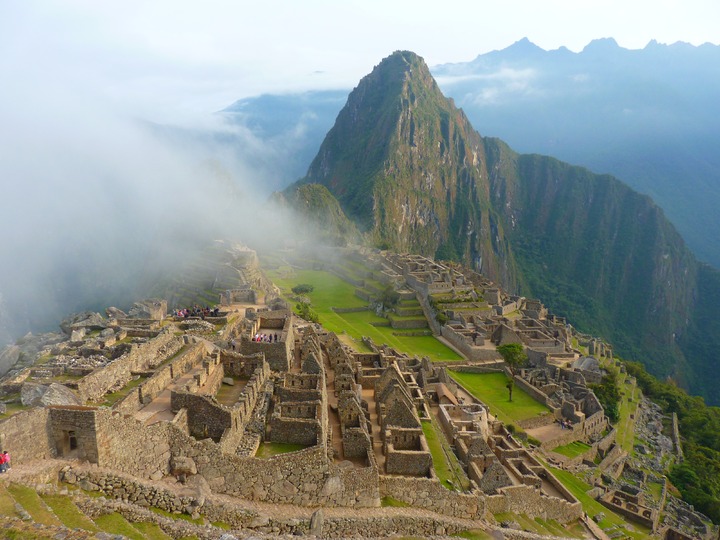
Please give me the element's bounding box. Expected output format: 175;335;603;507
132;521;174;539
493;512;582;537
0;402;27;419
41;493;99;531
255;442;307;458
0;484;20;517
616;373;641;452
547;466;650;539
94;512;146;540
421;419;470;490
647;481;664;502
381;496;410;507
552;441;592;459
92;375;147;407
449;371;550;424
267;268;462;361
6;483;62;526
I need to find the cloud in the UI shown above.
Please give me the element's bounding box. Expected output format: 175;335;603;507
437;67;540;105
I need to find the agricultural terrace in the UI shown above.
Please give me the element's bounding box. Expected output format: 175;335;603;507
449;371;550;426
267;268;462;362
547;466;650;539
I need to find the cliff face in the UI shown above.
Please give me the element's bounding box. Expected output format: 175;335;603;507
485;142;698;383
296;51;720;403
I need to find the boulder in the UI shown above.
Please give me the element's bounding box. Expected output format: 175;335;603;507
171;456;197;476
21;382;48;407
128;299;166;320
0;403;6;414
41;383;82;406
21;382;81;407
60;312;105;335
105;307;127;319
310;509;323;537
70;328;86;342
222;377;235;386
0;346;21;376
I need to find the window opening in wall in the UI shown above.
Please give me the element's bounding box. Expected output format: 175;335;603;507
69;430;78;450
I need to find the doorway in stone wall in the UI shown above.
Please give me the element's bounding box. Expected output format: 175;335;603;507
57;430;79;458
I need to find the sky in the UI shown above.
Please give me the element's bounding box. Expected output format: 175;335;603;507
2;0;718;123
0;0;718;343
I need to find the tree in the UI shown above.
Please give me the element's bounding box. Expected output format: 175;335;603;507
497;343;528;374
506;379;515;402
292;284;314;295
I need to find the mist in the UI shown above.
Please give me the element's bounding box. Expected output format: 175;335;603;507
0;66;305;348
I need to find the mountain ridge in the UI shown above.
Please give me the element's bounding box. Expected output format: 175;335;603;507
292;50;720;404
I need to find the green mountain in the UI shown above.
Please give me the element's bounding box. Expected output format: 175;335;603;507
295;50;720;405
273;183;360;246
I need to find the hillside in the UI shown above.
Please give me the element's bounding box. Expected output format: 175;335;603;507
294;50;720;405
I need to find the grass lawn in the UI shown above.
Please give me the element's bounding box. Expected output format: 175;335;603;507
42;493;99;531
92;375;147;407
267;268;462;362
421;419;470;490
547;466;650;539
381;496;410;507
7;483;62;526
255;442;307;458
94;512;146;540
493;512;583;538
132;521;174;539
448;371;550;425
0;484;20;517
552;441;592;459
616;373;641;452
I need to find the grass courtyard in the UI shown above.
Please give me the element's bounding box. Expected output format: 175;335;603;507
448;371;550;426
266;268;462;362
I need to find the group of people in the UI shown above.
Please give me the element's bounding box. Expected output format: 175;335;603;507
252;333;278;343
172;305;220;319
0;451;11;473
558;419;574;430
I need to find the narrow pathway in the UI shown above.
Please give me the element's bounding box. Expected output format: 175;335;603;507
362;387;385;471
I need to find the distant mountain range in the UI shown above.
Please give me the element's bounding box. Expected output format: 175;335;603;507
223;38;720;267
285;50;720;406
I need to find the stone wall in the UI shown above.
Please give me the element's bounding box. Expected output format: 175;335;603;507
0;407;54;462
75;331;183;403
451;364;504;374
48;406;100;462
379;475;485;519
171;391;233;442
94;409;172;480
170;431;380;507
270;413;322;446
240;335;292;372
63;466;469;538
139;342;206;404
441;326;502;361
486;484;583;523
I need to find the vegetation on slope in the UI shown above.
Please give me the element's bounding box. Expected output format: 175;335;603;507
624;360;720;522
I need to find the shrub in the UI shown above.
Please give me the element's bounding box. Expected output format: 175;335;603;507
291;284;314;295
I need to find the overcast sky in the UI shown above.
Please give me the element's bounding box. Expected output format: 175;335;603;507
2;0;718;123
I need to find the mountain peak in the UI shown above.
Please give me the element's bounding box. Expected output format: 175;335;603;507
582;37;621;53
506;37;544;52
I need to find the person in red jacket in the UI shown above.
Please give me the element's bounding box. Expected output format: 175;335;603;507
0;452;6;473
